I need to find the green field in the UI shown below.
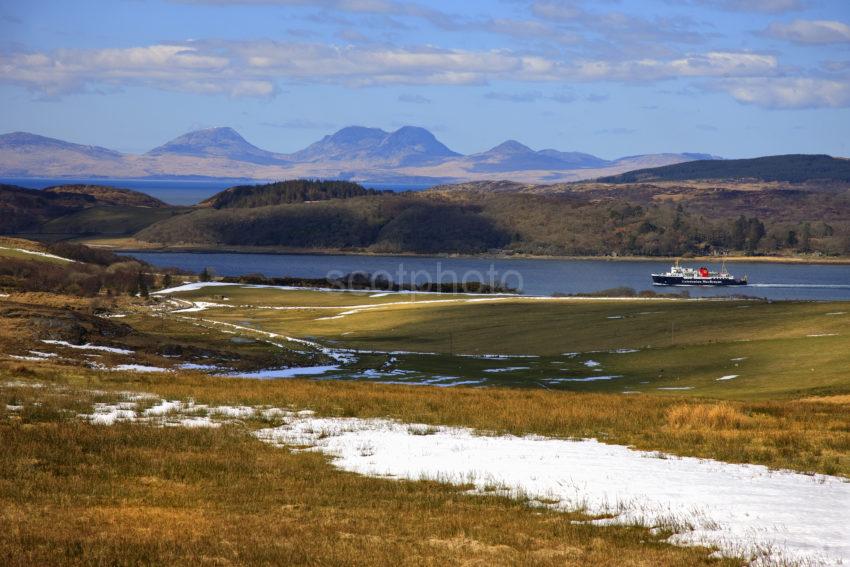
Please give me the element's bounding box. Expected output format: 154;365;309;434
165;285;850;399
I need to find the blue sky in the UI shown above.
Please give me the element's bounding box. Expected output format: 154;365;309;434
1;0;848;158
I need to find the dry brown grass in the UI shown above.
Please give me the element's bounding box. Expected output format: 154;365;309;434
666;402;753;430
0;415;738;566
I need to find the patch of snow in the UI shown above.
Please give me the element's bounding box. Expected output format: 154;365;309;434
41;340;133;355
606;315;624;319
0;246;76;263
657;386;694;391
482;366;531;373
224;365;340;379
730;357;747;362
609;348;639;354
583;360;601;368
369;292;391;298
178;362;222;371
717;375;739;381
806;333;838;337
172;301;231;313
152;281;235;295
435;380;484;387
85;402;138;425
9;355;48;361
549;375;621;383
143;400;182;416
254;416;850;565
111;364;169;373
209;405;255;418
5;404;23;411
458;354;539;359
173;417;220;428
825;312;846;316
28;351;57;358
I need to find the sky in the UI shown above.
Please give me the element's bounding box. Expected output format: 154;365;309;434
0;0;848;159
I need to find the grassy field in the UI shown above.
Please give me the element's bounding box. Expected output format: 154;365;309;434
167;285;850;399
2;278;849;565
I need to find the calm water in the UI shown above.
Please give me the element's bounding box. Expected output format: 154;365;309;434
1;177;434;206
128;252;850;301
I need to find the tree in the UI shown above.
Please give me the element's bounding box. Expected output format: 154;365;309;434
786;230;798;247
137;272;149;297
745;217;765;252
163;273;173;288
800;223;812;252
199;267;213;282
731;215;748;250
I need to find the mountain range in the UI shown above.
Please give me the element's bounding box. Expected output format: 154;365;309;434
0;126;720;185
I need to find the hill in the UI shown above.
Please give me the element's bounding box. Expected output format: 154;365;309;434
200;179;387;209
133;177;850;257
597;154;850;183
146;127;287;165
0;183;183;236
466;140;599;173
44;184;168;208
286;125;460;166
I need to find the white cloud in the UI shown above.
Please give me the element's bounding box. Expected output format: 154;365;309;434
764;20;850;44
573;51;777;81
0;40;814;111
677;0;807;13
720;77;850;109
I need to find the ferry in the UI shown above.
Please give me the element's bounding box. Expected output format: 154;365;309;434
652;260;748;287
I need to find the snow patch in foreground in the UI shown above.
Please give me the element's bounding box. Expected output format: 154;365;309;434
255;417;850;566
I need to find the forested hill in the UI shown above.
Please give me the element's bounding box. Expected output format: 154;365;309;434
199;179;388;209
596;154;850;184
43;184;168;208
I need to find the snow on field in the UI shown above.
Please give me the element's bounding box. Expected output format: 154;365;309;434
224;365;340;379
256;416;850;565
717;375;739;381
549;375;621;383
483;366;531;373
113;364;170;373
152;281;236;294
42;340;134;355
0;246;76;263
178;362;223;371
171;301;232;313
9;355;49;361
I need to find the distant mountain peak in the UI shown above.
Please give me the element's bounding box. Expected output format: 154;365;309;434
288;124;458;166
0;130;123;159
146;126;286;165
487;140;535;154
